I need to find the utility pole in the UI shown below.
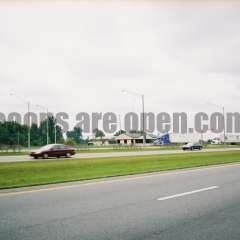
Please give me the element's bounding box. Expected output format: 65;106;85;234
27;101;31;151
36;105;49;145
141;94;146;145
46;108;49;145
118;114;122;131
223;107;226;144
122;90;146;145
54;123;57;144
206;102;226;145
10;92;31;151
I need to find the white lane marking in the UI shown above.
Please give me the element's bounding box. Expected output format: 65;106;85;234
157;186;219;201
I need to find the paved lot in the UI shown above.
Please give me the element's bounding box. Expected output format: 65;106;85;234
0;147;240;163
1;163;240;239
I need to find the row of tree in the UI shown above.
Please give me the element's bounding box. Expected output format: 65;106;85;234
0;117;124;147
0;117;63;147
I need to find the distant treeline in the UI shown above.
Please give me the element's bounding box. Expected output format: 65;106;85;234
0;116;95;148
0;117;63;147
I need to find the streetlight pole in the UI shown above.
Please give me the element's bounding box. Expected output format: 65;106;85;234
118;114;122;131
200;131;204;144
54;122;57;144
122;90;146;145
206;102;226;144
36;105;49;145
222;106;226;144
46;108;49;145
141;94;146;145
10;92;31;151
27;101;31;150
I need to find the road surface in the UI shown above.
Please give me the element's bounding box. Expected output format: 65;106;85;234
0;147;240;163
1;163;240;239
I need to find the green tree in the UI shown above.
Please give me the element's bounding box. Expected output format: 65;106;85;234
114;130;126;136
93;128;105;138
0;121;28;147
66;127;83;144
0;117;63;147
30;123;41;146
65;138;77;147
39;116;63;145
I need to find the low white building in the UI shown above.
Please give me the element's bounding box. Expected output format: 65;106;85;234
90;136;116;146
169;133;202;144
220;134;240;144
90;133;156;146
115;133;156;145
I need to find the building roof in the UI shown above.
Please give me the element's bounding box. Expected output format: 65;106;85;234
90;136;116;141
115;133;156;140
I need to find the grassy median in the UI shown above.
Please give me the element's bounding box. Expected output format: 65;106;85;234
0;151;240;189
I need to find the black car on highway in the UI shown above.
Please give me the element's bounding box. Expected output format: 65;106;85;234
30;144;76;159
182;142;203;151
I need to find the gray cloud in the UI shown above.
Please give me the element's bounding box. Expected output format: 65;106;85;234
0;1;240;121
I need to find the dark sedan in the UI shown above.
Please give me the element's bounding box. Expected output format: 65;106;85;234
182;142;203;151
30;144;76;159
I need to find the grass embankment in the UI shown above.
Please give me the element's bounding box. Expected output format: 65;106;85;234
0;151;240;189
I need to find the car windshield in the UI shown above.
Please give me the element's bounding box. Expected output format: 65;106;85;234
37;145;54;151
193;142;200;145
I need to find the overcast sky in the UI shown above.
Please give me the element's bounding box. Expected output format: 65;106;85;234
1;1;240;128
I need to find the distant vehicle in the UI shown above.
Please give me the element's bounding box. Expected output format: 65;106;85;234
211;138;222;145
211;140;221;145
30;144;76;159
182;142;203;151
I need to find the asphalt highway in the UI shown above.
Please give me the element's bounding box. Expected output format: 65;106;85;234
1;163;240;240
0;147;240;163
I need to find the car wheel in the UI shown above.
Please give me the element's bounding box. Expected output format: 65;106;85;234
43;153;48;159
66;153;71;158
34;156;38;159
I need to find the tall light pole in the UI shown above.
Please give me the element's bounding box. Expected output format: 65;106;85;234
10;92;31;151
36;105;49;145
122;89;146;145
200;130;204;144
27;101;31;149
206;102;226;144
222;106;226;144
54;122;58;144
118;114;122;131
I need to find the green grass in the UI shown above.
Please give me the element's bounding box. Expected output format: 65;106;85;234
76;147;180;153
0;152;29;156
0;151;240;189
76;145;240;153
